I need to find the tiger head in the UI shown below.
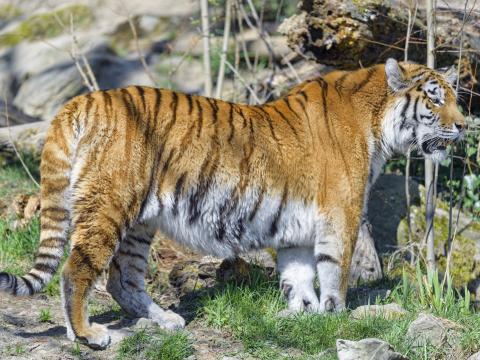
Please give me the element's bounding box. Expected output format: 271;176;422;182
384;58;465;162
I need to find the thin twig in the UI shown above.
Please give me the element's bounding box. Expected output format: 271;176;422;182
126;14;158;87
215;0;232;99
200;0;213;97
224;60;261;103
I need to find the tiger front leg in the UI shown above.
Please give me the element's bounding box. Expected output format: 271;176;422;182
277;247;320;314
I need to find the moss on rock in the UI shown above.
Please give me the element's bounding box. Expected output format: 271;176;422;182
0;5;93;48
396;185;480;289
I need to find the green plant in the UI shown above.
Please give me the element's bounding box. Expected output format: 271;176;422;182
117;329;193;360
38;308;52;323
0;216;40;274
391;265;471;317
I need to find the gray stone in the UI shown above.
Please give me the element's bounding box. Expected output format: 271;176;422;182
406;313;462;349
468;351;480;360
350;303;408;320
13;64;85;121
337;338;407;360
131;317;158;330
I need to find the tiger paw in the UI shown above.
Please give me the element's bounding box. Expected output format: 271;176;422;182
281;280;320;313
318;294;345;313
78;323;111;350
150;309;186;330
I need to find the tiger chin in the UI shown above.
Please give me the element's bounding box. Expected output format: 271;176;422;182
0;58;465;349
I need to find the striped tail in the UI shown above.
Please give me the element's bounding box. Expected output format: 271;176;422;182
0;102;80;296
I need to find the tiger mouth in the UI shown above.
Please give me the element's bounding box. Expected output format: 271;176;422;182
421;138;454;154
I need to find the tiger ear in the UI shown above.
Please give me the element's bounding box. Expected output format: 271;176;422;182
442;65;458;85
385;58;408;92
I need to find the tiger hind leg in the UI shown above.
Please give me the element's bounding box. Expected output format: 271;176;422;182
277;247;319;314
106;224;185;330
61;212;121;349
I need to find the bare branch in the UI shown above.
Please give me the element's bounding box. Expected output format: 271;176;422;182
215;0;233;99
224;60;261;104
200;0;213;97
126;14;158;87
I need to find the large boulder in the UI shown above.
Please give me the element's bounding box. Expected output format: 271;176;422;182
337;338;407;360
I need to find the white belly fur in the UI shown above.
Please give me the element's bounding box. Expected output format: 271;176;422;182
139;184;327;258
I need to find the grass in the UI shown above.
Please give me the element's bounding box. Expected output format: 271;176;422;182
200;266;480;359
38;308;53;323
0;215;40;274
117;329;194;360
0;156;39;202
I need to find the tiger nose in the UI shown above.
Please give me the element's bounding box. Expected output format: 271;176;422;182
454;122;465;132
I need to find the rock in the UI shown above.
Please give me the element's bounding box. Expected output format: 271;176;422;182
132;317;158;330
13;64;86;121
350;219;383;285
169;259;219;295
468;352;480;360
406;313;462;350
241;249;276;270
350;303;408;320
0;120;49;157
396;185;480;290
337;338;407;360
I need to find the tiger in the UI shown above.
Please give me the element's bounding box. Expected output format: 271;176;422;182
0;58;465;349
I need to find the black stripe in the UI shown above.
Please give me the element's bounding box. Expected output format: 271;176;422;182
125;279;140;289
334;72;349;94
135;86;146;112
280;279;292;299
269;105;298;137
130;264;145;273
186;94;193;115
352;67;376;93
316;253;339;264
269;184;288;236
153;88;162;127
34;262;58;274
118;249;148;263
399;93;411;129
37;253;59;261
161;92;178;140
208;98;219;123
102;213;121;239
249;184;265;221
12;275;17;295
72;246;101;274
40;236;66;247
227;103;235;144
84;94;94;117
102;91;113;119
283;98;300;119
27;272;44;285
196;99;203;138
413;97;419;122
20;276;34;295
172;173;187;216
128;235;151;245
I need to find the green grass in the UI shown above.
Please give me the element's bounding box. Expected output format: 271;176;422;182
117;329;194;360
0;156;39;201
200;266;480;359
0;215;40;274
38;308;53;323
